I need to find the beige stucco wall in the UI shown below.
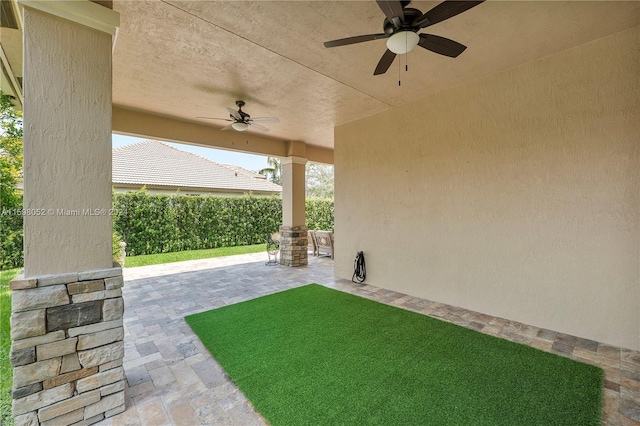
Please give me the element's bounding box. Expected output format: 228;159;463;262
335;27;640;350
23;8;113;276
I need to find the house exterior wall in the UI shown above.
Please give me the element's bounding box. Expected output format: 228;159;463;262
335;27;640;350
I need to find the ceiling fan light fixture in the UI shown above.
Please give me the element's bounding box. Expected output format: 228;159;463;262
386;30;419;54
231;122;249;131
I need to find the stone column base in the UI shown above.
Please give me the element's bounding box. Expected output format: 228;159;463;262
279;225;308;267
10;265;125;425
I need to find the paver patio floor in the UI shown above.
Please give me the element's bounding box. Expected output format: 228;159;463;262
98;253;639;425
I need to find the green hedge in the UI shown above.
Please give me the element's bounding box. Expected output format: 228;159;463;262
305;198;334;231
113;192;334;257
0;193;23;270
0;192;334;263
113;192;282;256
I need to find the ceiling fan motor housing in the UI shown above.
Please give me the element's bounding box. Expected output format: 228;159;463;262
383;8;422;34
197;100;278;132
234;100;250;121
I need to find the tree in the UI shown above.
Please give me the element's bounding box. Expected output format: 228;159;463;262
0;92;22;205
306;163;334;200
259;157;282;185
0;90;24;268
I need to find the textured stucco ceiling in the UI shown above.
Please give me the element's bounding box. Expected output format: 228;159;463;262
111;1;640;149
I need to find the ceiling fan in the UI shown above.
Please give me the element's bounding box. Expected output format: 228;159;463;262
323;0;484;75
197;100;279;132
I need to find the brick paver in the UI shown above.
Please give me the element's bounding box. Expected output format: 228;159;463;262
97;253;639;425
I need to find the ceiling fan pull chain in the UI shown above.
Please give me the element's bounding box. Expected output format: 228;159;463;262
398;58;401;86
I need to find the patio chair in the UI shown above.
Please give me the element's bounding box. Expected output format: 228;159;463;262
308;230;318;256
314;230;334;259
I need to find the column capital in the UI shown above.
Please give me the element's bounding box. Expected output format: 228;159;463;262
281;156;307;165
19;0;119;36
286;140;306;158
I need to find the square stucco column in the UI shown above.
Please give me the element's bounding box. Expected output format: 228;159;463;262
11;2;125;425
22;1;117;276
280;148;308;267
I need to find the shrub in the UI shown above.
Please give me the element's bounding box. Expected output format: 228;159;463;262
0;192;335;263
306;198;334;231
0;193;23;270
112;231;124;264
113;192;285;256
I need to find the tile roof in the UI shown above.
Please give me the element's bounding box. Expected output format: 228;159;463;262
112;140;282;193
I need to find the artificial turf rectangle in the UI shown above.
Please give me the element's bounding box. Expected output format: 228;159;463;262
185;284;603;425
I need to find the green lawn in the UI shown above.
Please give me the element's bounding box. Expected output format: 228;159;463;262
124;244;266;267
186;284;604;426
1;268;20;426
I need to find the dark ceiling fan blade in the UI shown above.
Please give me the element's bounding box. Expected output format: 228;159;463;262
196;116;233;122
220;124;234;131
413;0;484;28
418;34;467;58
249;123;270;132
374;49;397;75
226;107;242;120
324;33;388;48
376;0;405;27
250;117;279;123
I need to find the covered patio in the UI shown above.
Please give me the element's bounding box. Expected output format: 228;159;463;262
2;0;639;424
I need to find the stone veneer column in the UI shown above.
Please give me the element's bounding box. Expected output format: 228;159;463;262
279;225;309;267
280;144;308;266
10;266;125;425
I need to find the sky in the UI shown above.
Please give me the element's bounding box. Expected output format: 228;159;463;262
112;134;271;173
